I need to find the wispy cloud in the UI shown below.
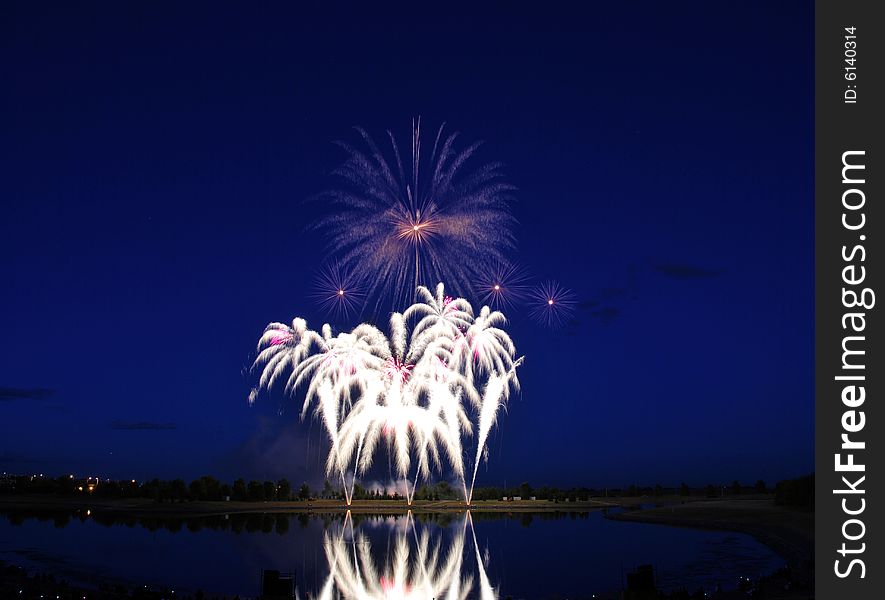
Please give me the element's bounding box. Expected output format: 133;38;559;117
589;307;620;324
0;387;55;402
111;421;177;431
0;451;50;463
577;299;600;311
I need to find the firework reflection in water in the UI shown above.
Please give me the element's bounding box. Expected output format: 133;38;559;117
316;511;496;600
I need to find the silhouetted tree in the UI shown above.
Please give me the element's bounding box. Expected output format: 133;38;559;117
189;479;207;501
353;483;367;500
298;483;310;500
232;478;247;501
519;481;533;499
170;479;187;501
247;480;264;501
263;480;276;500
277;478;291;500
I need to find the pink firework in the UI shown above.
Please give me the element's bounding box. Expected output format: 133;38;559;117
313;262;366;321
530;281;577;328
269;332;294;346
477;261;531;310
383;357;413;383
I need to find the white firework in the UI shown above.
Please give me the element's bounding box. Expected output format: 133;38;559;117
249;282;522;504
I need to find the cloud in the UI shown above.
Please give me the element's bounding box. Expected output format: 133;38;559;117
600;287;626;299
654;263;725;279
590;307;620;324
577;299;600;311
0;451;50;464
576;296;622;325
0;387;55;402
111;421;177;431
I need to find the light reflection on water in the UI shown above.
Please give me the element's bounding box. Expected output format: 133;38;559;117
318;512;493;600
0;508;784;599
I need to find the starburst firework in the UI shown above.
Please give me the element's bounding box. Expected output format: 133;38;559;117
314;119;517;312
476;261;531;311
530;280;577;328
312;261;366;321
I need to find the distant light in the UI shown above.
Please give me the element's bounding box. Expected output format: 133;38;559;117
547;299;554;305
494;284;500;291
338;289;344;296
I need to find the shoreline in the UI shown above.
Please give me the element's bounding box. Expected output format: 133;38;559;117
608;497;814;589
0;493;624;515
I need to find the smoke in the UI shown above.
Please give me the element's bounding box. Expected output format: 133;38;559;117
220;414;315;482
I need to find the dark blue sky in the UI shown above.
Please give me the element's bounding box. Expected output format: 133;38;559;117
1;2;813;488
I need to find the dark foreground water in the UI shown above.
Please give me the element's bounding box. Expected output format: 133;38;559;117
0;508;783;599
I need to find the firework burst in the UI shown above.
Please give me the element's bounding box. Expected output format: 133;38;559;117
249;282;521;504
476;261;531;310
529;281;577;328
312;262;366;321
314;118;517;312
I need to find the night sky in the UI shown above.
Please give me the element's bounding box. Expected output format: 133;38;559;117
1;2;813;489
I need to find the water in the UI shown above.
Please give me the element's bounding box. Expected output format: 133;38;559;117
0;508;784;599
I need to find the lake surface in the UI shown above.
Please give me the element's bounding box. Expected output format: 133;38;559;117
0;508;783;599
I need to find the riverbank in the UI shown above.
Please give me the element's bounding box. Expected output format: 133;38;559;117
0;493;626;515
609;497;813;594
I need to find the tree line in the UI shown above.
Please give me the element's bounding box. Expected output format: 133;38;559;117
1;473;780;502
0;474;309;502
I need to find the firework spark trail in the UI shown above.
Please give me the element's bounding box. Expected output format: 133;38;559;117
313;121;517;313
250;283;521;504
